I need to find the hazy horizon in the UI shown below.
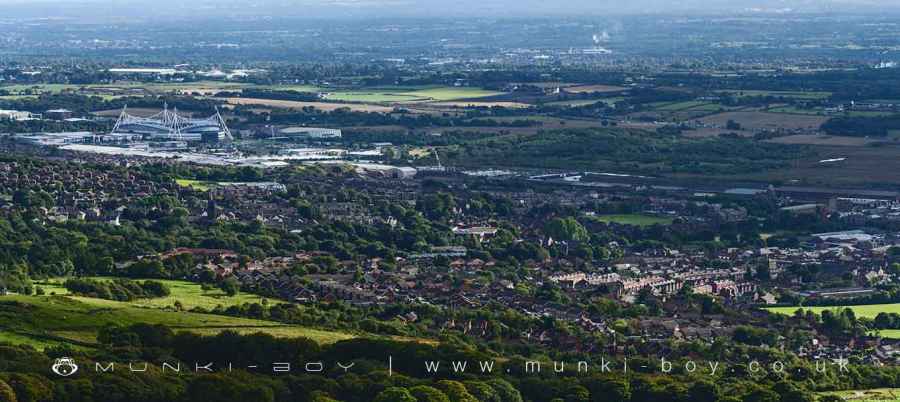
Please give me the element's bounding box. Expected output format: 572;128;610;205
1;0;899;20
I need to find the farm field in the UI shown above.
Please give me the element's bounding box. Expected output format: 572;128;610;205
426;101;532;108
590;214;674;227
323;92;426;103
0;83;82;94
402;87;504;101
654;101;714;111
697;111;828;131
323;86;504;103
0;95;38;100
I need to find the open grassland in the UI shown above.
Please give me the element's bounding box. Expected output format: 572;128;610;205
323;86;504;103
323;92;425;103
0;83;82;94
766;304;900;339
765;304;900;319
0;294;353;349
819;389;900;402
654;101;714;112
590;214;674;227
34;277;270;311
402;87;504;101
697;111;828;131
0;95;39;100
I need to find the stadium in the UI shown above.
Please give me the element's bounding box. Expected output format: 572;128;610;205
110;104;232;141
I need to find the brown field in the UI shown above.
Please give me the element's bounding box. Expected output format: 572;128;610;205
563;84;628;94
696;111;828;131
218;97;395;113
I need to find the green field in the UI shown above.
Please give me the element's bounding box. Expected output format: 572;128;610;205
175;178;215;191
323;86;504;103
0;83;81;94
590;214;674;227
1;82;504;106
655;101;712;111
1;278;355;350
0;95;39;100
819;388;900;402
766;303;900;339
323;92;427;103
0;294;353;350
404;87;503;101
765;303;900;319
34;277;270;311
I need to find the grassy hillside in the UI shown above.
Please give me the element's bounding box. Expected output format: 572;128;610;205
34;277;274;310
1;278;356;350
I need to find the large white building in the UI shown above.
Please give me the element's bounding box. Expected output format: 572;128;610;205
0;109;38;121
110;104;232;141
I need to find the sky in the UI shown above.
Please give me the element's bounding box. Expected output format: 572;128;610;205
0;0;898;19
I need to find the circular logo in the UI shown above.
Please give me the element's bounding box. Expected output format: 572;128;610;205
51;357;78;377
